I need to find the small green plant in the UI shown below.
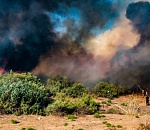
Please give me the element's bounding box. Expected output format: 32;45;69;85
103;121;108;124
106;103;111;106
116;125;123;128
107;108;117;114
64;122;68;126
121;103;127;106
20;128;26;130
103;121;115;128
101;101;107;104
26;127;36;130
106;122;112;127
107;100;112;104
67;114;77;121
77;128;84;130
11;119;20;124
136;115;140;118
94;113;105;118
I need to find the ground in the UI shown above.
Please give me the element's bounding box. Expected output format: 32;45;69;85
0;95;150;130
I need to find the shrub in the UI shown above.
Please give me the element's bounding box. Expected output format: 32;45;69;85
11;119;20;124
136;115;140;118
20;128;36;130
101;101;107;104
20;128;26;130
64;122;68;126
67;114;77;121
117;125;123;128
107;100;112;104
94;113;105;118
103;121;108;124
76;95;100;114
92;82;125;98
103;121;115;128
64;83;87;98
46;95;100;115
107;108;117;114
106;103;111;106
0;71;51;115
46;96;76;116
121;103;127;106
46;76;87;98
26;128;36;130
46;76;70;95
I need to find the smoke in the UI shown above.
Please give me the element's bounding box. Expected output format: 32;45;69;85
0;0;150;88
0;0;56;71
107;1;150;89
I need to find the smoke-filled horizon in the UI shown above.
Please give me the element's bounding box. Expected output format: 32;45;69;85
0;0;150;88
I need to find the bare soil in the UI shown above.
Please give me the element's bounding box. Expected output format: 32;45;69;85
0;95;150;130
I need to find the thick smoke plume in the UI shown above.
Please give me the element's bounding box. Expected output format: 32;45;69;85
0;0;150;89
108;1;150;90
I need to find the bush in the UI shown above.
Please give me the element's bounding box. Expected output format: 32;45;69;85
67;114;77;121
92;82;125;98
64;83;87;98
0;71;51;115
46;76;70;95
46;96;76;116
107;108;117;114
75;95;100;115
94;113;105;118
11;119;20;124
46;95;100;115
26;128;36;130
46;76;87;98
64;122;68;126
121;103;127;106
117;125;123;128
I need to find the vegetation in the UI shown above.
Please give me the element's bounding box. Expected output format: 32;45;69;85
0;71;127;116
103;121;122;129
121;103;127;106
67;114;77;121
64;122;68;126
116;124;123;128
92;82;125;98
46;76;87;98
94;113;105;118
11;119;20;124
26;128;36;130
138;123;150;130
46;94;100;115
135;115;140;118
0;71;51;115
21;128;36;130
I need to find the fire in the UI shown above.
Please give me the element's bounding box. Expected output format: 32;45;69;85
0;68;4;74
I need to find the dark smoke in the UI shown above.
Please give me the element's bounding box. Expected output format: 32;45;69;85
0;0;56;71
108;1;150;91
0;0;119;73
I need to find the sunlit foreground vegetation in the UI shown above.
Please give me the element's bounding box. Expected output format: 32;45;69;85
0;71;126;116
